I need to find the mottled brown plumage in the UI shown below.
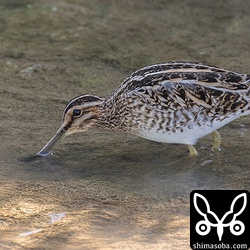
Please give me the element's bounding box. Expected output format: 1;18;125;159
37;61;250;157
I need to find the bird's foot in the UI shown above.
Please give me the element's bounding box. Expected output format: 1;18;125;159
187;145;198;156
212;131;221;150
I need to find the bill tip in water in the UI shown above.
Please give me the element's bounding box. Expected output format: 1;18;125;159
20;154;50;163
36;151;53;157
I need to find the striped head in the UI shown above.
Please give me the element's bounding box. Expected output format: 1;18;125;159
37;94;104;156
63;94;104;133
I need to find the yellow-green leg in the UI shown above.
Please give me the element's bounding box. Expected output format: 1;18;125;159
187;145;198;156
212;131;221;150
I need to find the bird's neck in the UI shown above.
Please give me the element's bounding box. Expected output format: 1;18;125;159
95;98;127;130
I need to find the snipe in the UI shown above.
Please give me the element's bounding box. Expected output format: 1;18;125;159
37;61;250;157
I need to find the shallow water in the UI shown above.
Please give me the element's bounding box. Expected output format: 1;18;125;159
0;0;249;249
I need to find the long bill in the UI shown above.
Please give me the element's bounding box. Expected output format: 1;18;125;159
37;127;66;157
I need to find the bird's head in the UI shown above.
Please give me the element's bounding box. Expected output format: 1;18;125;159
37;94;104;156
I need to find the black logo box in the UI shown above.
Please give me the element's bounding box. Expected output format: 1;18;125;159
190;190;249;249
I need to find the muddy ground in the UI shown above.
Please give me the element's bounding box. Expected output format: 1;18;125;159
0;0;249;249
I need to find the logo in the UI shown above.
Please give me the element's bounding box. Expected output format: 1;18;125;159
194;192;246;241
190;190;250;250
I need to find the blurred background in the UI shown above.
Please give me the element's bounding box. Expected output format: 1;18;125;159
0;1;249;249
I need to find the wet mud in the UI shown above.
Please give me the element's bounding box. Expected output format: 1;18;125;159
0;0;249;249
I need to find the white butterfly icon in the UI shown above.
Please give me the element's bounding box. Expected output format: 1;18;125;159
193;193;247;241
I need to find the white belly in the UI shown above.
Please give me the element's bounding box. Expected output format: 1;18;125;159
135;113;243;145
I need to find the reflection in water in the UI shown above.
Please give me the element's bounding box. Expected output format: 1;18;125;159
0;0;249;249
20;229;43;237
19;155;46;163
49;212;66;224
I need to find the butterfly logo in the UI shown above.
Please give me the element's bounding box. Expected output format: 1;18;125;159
193;193;247;241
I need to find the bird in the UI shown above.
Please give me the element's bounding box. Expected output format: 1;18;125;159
37;61;250;157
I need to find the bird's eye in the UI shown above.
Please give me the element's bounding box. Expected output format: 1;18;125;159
73;109;82;117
